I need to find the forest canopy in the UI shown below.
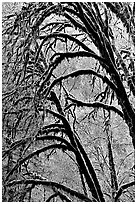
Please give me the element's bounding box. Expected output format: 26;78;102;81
2;2;135;202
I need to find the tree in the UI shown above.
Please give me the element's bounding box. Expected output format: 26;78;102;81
2;2;135;202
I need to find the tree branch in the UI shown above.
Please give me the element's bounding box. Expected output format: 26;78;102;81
115;181;135;201
6;144;73;181
46;193;58;202
2;137;33;159
53;189;72;202
3;129;68;159
39;32;92;53
63;12;87;33
46;108;105;202
50;51;107;65
38;123;65;135
67;96;124;118
43;69;117;99
40;21;72;31
7;179;92;202
36;135;76;153
46;109;77;147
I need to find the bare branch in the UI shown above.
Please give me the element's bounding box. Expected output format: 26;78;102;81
67;96;124;118
46;193;58;202
46;109;104;201
53;189;72;202
36;135;76;153
6;144;73;181
38;123;65;135
115;181;135;201
50;51;107;65
43;69;117;99
39;32;92;53
7;179;92;202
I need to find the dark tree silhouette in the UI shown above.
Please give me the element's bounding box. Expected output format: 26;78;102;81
2;2;135;202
